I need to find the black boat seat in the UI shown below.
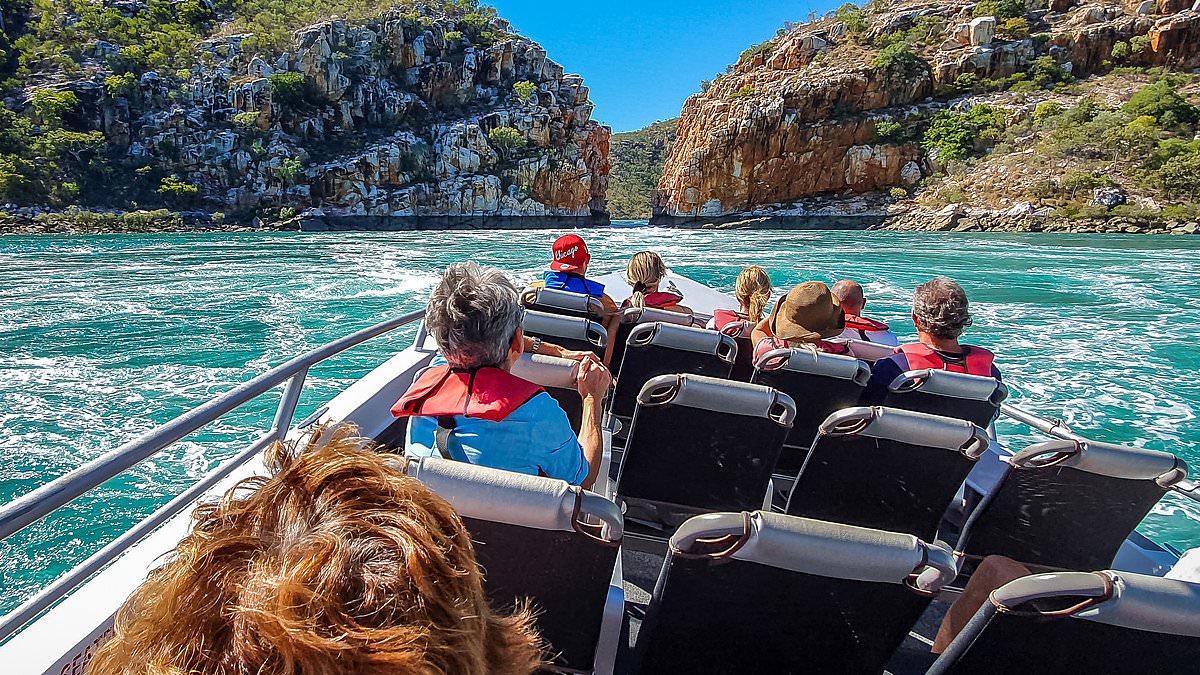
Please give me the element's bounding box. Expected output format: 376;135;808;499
510;353;582;433
610;306;694;378
751;346;871;475
522;309;607;361
786;406;989;542
616;374;794;540
635;511;958;675
928;570;1200;674
406;456;623;674
521;286;607;322
956;438;1188;571
834;337;897;363
609;322;736;419
882;368;1008;429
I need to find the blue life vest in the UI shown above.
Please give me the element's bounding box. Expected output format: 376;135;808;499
544;271;606;297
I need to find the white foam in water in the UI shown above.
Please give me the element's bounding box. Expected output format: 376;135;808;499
1;229;1199;613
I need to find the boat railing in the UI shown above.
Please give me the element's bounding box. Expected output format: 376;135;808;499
0;310;425;644
1001;403;1200;502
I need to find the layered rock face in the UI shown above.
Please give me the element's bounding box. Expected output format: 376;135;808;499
655;0;1200;219
78;10;610;219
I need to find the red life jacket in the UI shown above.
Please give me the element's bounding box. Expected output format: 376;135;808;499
844;314;890;333
896;343;995;376
645;291;684;309
391;364;544;421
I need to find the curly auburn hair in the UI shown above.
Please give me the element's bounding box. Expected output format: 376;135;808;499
88;424;543;675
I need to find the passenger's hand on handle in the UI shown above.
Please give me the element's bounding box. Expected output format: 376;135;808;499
575;358;612;400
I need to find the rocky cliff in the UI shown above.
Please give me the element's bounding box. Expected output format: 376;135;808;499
0;2;610;223
655;0;1200;221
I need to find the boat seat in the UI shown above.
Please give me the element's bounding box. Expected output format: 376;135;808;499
406;456;623;675
715;318;756;382
609;306;694;378
751;346;871;475
785;406;989;542
510;353;582;433
609;322;737;419
928;570;1200;674
616;374;794;539
522;309;608;361
521;286;606;323
881;368;1008;429
833;337;896;363
635;511;957;674
956;438;1188;571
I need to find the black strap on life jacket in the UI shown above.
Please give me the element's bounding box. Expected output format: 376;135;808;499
435;415;458;460
433;366;486;462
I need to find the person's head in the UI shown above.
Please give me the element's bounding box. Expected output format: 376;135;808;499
735;265;772;323
767;281;845;343
625;251;667;308
550;234;591;276
831;279;865;316
426;262;524;370
912;277;973;340
88;424;543;675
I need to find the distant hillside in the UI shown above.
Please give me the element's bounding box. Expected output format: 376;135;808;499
607;118;677;220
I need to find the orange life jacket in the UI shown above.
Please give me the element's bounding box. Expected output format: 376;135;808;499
896;342;995;376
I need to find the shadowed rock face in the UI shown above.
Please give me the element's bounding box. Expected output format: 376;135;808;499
655;0;1200;219
84;9;609;218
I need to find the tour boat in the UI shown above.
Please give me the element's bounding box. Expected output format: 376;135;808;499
1;271;1197;675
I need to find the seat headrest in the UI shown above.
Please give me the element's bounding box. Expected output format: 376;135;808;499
834;338;896;363
637;373;796;427
628;321;737;361
991;570;1200;638
756;346;871;385
523;310;607;346
406;456;622;540
620;306;694;327
670;511;957;592
889;369;1008;404
1007;439;1187;485
524;287;603;315
819;406;990;458
510;353;579;390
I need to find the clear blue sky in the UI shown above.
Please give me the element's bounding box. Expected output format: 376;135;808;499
492;1;842;133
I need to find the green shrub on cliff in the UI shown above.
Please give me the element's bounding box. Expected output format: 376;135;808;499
158;176;199;197
1111;41;1131;63
513;80;537;102
973;0;1026;19
1122;78;1199;126
874;120;907;144
31;90;79;128
739;40;775;63
105;73;138;98
830;3;869;38
726;86;757;101
871;42;925;79
487;125;526;157
268;72;306;105
923;105;1005;161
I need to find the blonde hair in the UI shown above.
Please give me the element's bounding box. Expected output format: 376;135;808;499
89;424;543;675
735;265;772;323
625;251;667;308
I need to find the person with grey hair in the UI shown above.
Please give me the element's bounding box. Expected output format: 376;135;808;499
862;277;1001;404
391;262;611;488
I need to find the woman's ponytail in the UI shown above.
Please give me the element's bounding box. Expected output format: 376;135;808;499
626;252;666;309
735;265;772;323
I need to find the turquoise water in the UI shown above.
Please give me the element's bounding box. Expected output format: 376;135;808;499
2;227;1199;614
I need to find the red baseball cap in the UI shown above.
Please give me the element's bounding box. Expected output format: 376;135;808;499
550;234;590;272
